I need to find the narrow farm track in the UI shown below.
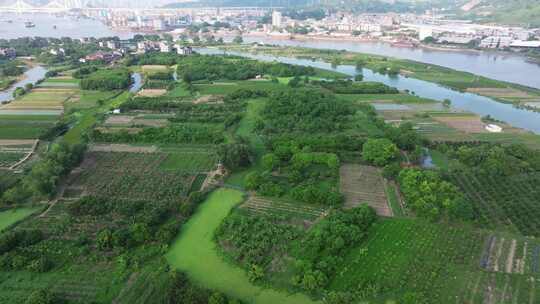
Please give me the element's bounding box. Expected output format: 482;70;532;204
166;188;320;304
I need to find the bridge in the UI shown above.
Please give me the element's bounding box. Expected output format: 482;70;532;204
0;0;86;13
0;0;279;13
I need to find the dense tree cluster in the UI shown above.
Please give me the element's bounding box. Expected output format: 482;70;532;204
292;206;377;291
177;55;316;82
260;89;354;135
362;138;399;166
1;143;86;204
218;141;253;170
72;66;98;79
0;229;49;272
398;168;473;221
216;214;300;279
246;151;342;205
80;69;131;90
444;143;540;176
314;80;399;94
91;123;224;145
0;60;24;77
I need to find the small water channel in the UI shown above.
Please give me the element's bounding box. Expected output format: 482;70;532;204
129;72;143;93
0;65;48;104
197;48;540;134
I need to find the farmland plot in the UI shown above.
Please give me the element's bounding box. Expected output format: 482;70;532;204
450;171;540;236
240;196;327;222
66;152;198;201
478;234;540;276
0;115;57;139
331;218;489;302
0;139;36;168
339;163;392;216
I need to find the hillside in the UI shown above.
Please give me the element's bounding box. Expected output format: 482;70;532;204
461;0;540;27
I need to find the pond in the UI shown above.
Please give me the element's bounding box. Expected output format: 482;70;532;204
166;188;319;304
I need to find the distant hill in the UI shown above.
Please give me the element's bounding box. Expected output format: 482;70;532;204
459;0;540;27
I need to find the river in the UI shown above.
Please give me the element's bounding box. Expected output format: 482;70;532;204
240;36;540;90
2;12;540;89
0;65;47;104
199;47;540;134
0;13;136;39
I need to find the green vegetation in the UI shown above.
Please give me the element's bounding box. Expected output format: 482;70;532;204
167;188;318;304
1;45;540;304
0;207;40;232
80;69;131;91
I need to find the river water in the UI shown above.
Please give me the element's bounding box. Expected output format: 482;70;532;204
241;36;540;90
1;13;539;89
0;13;135;39
199;48;540;134
0;65;47;104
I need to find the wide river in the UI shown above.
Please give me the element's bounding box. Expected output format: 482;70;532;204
199;48;540;134
240;36;540;90
1;12;540;89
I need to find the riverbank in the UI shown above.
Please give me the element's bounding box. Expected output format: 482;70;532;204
219;44;540;113
166;188;320;304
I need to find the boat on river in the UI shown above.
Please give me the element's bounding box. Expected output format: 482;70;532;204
24;21;35;28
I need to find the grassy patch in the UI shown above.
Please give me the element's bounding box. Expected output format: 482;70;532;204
384;183;404;217
166;83;191;98
226;99;267;187
159;151;217;173
0;207;41;232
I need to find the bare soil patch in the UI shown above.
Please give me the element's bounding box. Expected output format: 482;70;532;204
433;115;487;133
339;163;392;216
467;87;533;98
141;65;169;72
132;118;169;127
0;139;35;146
89;144;158;153
95;127;142;135
104;115;135;126
137;89;167;97
193;95;224;104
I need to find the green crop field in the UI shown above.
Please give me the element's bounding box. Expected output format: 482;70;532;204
68;152;197;201
159;150;217;173
450;171;540;236
0;113;57;139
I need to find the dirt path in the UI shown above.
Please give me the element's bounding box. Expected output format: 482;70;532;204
507;239;517;274
9;139;39;170
112;272;139;304
493;238;505;272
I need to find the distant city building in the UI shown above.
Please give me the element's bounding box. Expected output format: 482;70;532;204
153;19;166;31
479;36;513;49
106;40;120;50
80;51;121;63
272;11;282;28
176;45;193;55
509;40;540;49
0;48;16;59
49;48;66;56
159;41;171;53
